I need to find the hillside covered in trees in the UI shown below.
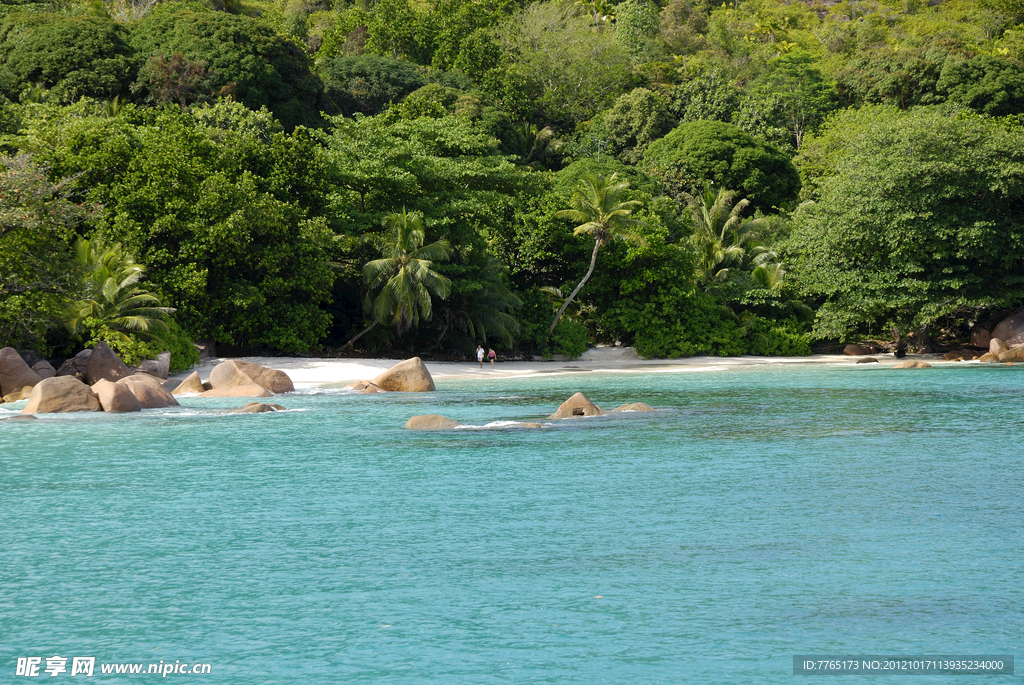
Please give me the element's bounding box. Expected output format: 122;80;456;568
2;0;1023;367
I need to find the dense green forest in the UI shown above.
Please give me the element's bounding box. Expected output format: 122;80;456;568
2;0;1024;368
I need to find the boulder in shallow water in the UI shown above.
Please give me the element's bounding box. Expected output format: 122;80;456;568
31;360;56;379
172;371;205;395
3;387;32;402
998;346;1024;363
2;413;37;420
893;360;932;369
978;352;1000;363
85;342;133;385
372;357;435;392
611;402;654;412
405;414;462;430
92;379;142;413
116;375;179;408
229;402;287;413
0;347;43;397
549;392;605;419
136;351;171;380
209;360;293;394
343;380;386;393
22;376;101;413
198;384;273;398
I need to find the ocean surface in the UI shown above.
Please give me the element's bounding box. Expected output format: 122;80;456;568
2;363;1021;683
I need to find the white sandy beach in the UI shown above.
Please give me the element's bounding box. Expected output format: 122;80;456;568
169;346;951;389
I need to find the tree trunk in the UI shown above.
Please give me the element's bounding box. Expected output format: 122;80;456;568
342;318;380;350
549;240;601;335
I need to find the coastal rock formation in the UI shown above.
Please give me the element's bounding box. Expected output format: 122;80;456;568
0;347;43;396
372;357;435;392
198;384;273;398
172;371;205;395
978;352;1000;363
843;344;871;356
56;349;92;381
405;414;462;430
209;360;294;394
549;392;605;419
991;309;1024;347
971;327;992;348
343;381;385;393
85;342;133;385
136;351;171;380
22;376;102;413
998;346;1024;363
990;338;1008;356
31;360;56;379
3;387;32;402
610;401;651;411
856;357;879;364
229;402;287;413
942;349;981;361
893;360;932;369
92;379;142;413
116;375;179;408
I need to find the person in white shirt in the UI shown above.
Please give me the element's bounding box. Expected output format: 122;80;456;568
476;344;484;368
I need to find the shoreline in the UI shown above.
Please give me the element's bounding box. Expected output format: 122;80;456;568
172;351;966;389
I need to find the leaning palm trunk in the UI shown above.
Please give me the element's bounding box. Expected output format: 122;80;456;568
549;240;601;334
342;317;381;350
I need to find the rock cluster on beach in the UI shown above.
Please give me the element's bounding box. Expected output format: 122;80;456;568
345;357;436;393
405;392;655;430
1;343;295;416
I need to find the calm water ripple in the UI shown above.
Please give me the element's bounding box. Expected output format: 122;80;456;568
1;364;1021;683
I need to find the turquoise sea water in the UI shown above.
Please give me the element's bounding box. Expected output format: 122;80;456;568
2;363;1021;683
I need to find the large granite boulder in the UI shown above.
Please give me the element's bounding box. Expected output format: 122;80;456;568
843;344;871;356
971;327;992;348
611;402;655;412
549;392;605;419
198;384;273;398
0;347;43;396
172;371;205;395
978;352;1000;363
372;357;435;392
229;402;287;413
56;349;92;381
998;346;1024;363
85;342;133;385
991;309;1024;347
990;338;1009;356
405;414;462;430
136;351;171;380
22;376;101;413
92;379;142;413
116;375;179;408
893;360;932;369
31;360;56;379
209;360;293;394
3;387;33;402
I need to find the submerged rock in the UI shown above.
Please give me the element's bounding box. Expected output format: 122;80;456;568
611;402;655;412
549;392;605;419
2;413;37;420
229;402;287;413
92;379;142;413
372;357;435;392
405;414;462;430
343;380;386;394
0;346;43;397
172;371;205;395
22;376;101;414
893;360;932;369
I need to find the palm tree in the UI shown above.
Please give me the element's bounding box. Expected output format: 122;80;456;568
68;238;175;338
434;252;521;350
550;172;645;334
685;184;771;283
343;208;452;349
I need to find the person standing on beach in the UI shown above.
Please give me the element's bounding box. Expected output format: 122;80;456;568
488;347;496;368
477;344;484;368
